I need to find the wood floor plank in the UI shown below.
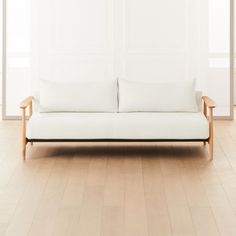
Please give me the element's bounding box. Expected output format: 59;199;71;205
124;157;148;236
5;159;55;236
0;160;43;235
61;161;90;207
211;206;236;236
168;206;195;235
145;192;172;236
74;185;104;236
101;206;123;236
190;207;220;236
181;168;210;207
142;156;164;193
160;147;182;176
51;206;77;236
164;174;188;207
28;158;70;236
104;157;125;207
86;156;107;186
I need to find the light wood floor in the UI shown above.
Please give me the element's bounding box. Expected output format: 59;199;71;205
1;118;236;236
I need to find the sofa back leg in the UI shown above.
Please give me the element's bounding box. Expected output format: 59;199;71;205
209;138;213;161
22;109;26;160
22;143;26;160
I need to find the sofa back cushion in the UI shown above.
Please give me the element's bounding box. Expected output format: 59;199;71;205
119;79;198;112
39;80;118;112
196;91;202;112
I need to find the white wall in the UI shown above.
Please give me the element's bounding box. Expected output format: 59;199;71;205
4;0;231;117
31;0;115;93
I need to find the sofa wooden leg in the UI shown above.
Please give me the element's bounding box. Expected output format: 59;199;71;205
22;108;27;161
22;139;27;161
209;108;214;161
209;138;213;161
22;148;26;161
203;141;206;146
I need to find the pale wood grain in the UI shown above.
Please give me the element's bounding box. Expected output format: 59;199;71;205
145;192;172;236
104;157;125;207
142;157;164;193
191;207;220;236
75;186;104;236
168;206;195;235
101;206;123;236
124;156;148;236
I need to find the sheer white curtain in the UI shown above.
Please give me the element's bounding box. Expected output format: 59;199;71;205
5;0;31;117
4;0;232;118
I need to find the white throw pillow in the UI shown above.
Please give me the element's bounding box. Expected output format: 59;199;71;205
118;79;198;112
39;80;118;112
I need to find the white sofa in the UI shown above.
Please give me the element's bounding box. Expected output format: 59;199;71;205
20;79;215;160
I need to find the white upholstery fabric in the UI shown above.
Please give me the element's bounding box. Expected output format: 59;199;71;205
39;80;118;112
27;112;209;140
119;79;198;112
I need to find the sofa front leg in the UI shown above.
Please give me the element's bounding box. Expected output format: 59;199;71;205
209;108;214;161
22;140;27;161
20;96;34;160
209;139;213;161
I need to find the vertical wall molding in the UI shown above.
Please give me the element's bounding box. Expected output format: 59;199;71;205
2;0;7;119
230;0;235;119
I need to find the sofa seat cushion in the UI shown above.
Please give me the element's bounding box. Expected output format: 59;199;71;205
27;112;209;140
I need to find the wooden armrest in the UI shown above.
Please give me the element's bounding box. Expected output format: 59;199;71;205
20;96;34;109
202;96;216;109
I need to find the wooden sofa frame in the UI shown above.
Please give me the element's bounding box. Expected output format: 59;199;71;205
20;96;216;161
